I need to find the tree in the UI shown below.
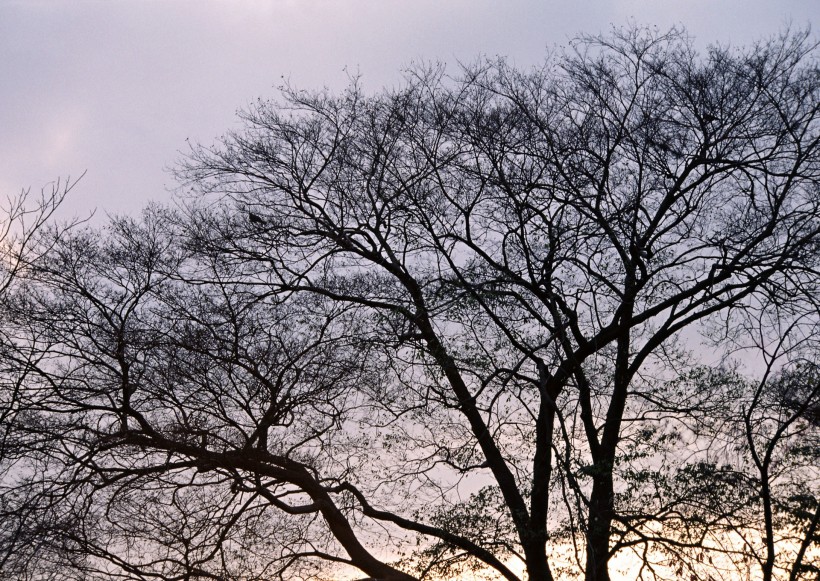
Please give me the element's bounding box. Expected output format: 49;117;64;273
0;175;79;455
1;27;819;581
0;176;80;578
740;361;820;581
0;176;80;296
687;316;820;581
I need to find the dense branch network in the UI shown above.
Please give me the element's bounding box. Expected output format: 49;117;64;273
1;27;819;581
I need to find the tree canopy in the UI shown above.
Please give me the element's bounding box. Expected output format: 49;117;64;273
1;27;819;581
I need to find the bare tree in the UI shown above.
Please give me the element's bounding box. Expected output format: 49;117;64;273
0;176;80;580
2;27;819;581
0;175;79;451
0;175;80;295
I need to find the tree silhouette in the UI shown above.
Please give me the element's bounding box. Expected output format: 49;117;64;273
1;27;819;581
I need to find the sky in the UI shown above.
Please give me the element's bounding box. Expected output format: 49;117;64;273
1;0;818;220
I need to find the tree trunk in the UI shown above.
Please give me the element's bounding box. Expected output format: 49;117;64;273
585;474;614;581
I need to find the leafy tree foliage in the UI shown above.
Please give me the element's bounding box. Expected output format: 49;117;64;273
1;28;819;581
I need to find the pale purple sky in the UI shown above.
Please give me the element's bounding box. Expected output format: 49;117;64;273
2;0;817;218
